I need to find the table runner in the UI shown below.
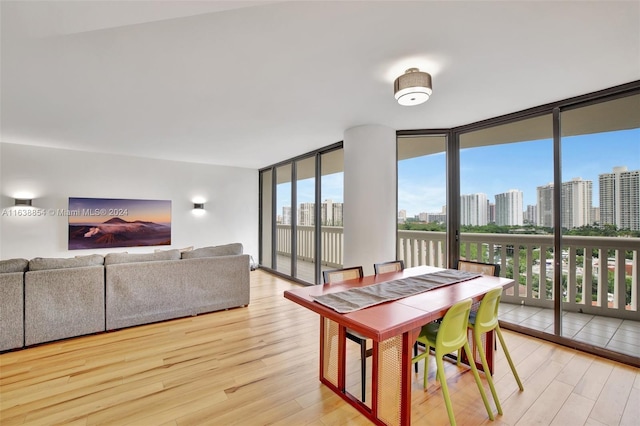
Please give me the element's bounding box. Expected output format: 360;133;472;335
313;269;481;313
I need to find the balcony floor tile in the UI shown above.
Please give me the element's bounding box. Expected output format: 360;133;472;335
605;340;640;357
573;332;612;346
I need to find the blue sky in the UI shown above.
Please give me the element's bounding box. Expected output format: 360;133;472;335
277;128;639;218
400;128;640;217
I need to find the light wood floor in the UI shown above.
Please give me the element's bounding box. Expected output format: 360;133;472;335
1;270;638;425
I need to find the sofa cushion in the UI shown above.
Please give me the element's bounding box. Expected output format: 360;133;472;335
154;246;193;254
0;258;29;273
29;254;104;271
105;249;181;265
181;243;243;259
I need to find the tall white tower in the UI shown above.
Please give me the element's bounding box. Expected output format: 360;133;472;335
600;166;640;231
460;193;488;226
561;178;593;229
495;189;523;226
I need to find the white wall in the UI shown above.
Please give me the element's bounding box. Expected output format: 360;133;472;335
0;143;258;260
343;125;396;276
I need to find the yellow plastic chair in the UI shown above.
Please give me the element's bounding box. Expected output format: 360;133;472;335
322;266;369;402
469;287;524;415
411;298;495;425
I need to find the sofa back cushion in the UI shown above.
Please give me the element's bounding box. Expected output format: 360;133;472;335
29;254;104;271
181;243;243;259
0;258;29;273
105;249;181;265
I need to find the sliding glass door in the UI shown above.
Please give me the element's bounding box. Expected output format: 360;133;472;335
294;156;317;282
259;144;343;284
320;149;345;277
559;94;640;357
397;134;448;267
458;115;556;332
275;164;292;276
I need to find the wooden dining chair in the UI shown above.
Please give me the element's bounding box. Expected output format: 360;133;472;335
373;260;405;274
373;259;419;372
322;266;368;403
322;266;364;284
456;259;500;277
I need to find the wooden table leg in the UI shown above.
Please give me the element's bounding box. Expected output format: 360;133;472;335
319;317;422;426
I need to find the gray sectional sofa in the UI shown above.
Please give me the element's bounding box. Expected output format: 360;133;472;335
105;244;250;330
25;254;106;346
0;258;28;351
0;243;250;351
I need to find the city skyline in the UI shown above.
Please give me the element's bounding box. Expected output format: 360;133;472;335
277;128;639;221
400;128;639;217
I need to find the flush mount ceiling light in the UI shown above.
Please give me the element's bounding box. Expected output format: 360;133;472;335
394;68;432;106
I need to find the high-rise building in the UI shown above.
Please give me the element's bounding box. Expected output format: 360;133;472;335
282;206;291;225
495;189;523;226
600;166;640;231
398;209;407;223
298;202;315;226
460;193;488;226
592;207;600;225
320;199;343;226
561;177;592;229
487;202;496;224
525;205;538;225
417;211;446;223
321;199;332;225
332;202;344;226
537;183;554;227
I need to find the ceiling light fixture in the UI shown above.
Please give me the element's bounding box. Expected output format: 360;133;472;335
394;68;432;106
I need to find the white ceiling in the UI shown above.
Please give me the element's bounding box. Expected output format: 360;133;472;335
1;1;639;169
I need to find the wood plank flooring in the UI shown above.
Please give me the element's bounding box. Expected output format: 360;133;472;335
1;270;638;425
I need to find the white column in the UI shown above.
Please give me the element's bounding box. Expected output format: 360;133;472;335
343;125;396;276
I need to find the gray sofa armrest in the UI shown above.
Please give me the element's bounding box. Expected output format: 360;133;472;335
182;254;250;314
0;272;25;351
25;266;105;346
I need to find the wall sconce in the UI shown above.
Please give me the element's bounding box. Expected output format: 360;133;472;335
193;203;205;210
15;198;33;207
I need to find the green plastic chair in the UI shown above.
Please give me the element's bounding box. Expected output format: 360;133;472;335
469;287;524;415
412;298;495;425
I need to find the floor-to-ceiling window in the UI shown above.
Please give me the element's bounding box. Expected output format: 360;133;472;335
259;143;343;285
392;83;638;364
396;134;448;267
457;114;558;330
275;164;292;276
559;93;640;357
294;156;317;282
320;148;344;277
259;169;273;269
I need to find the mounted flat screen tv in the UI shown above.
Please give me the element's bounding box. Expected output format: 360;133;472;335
68;197;171;250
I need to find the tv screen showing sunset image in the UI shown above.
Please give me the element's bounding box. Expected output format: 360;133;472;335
68;198;171;250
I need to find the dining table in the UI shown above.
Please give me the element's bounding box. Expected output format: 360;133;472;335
283;264;515;426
